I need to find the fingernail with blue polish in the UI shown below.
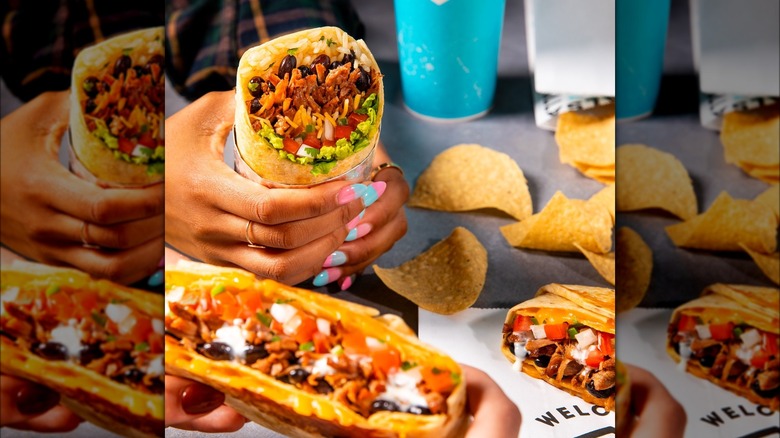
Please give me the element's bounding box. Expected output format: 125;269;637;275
345;223;372;242
338;275;356;291
346;209;365;229
148;269;164;287
313;268;341;287
360;181;386;207
337;184;368;205
323;251;347;268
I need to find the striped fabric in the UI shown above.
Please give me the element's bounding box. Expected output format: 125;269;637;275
165;0;364;101
0;0;163;102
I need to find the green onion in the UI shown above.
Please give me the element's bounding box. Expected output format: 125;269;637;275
431;367;442;375
299;341;314;352
531;317;540;325
401;361;418;371
338;117;348;126
256;312;272;327
275;298;294;304
135;342;149;352
271;335;281;342
451;372;462;385
287;48;299;55
91;311;107;327
210;284;226;297
45;284;60;297
248;82;259;92
331;345;344;355
110;298;129;304
568;327;579;339
733;327;744;337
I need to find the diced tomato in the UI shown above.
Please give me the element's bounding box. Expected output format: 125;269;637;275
138;132;155;148
544;323;569;340
236;292;263;319
599;332;615;356
586;349;606;368
513;315;532;332
709;322;734;341
199;289;213;312
342;332;369;356
347;113;368;129
313;332;331;354
302;133;321;149
422;366;455;393
283;137;300;154
334;125;353;140
271;320;284;334
130;317;153;342
371;345;401;375
71;290;99;317
294;315;318;344
213;291;240;321
149;333;164;354
765;333;779;355
322;138;336;147
118;137;135;154
47;290;75;321
677;315;697;332
751;350;769;369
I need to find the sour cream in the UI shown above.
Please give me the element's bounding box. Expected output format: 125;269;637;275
377;369;429;410
214;324;247;359
50;323;82;357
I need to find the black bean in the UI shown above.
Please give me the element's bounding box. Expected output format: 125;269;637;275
278;54;297;79
85;99;96;114
297;65;311;78
355;67;371;92
150;377;165;394
585;380;615;399
328;61;341;71
698;355;716;368
197;342;234;361
122;368;144;383
33;342;68;361
287;367;310;384
341;53;355;68
114;55;132;78
146;54;164;73
407;405;432;415
244;344;269;365
370;399;400;413
248;76;265;97
249;98;261;114
82;76;99;98
315;379;333;394
311;54;330;68
751;379;778;398
79;344;104;365
534;355;551;368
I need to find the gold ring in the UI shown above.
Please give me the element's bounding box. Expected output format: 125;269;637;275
245;220;265;249
370;162;404;180
80;222;100;249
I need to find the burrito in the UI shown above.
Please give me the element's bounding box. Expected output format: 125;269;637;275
235;26;383;185
69;27;165;186
615;360;631;435
667;284;779;410
0;261;164;437
164;261;467;438
501;284;616;410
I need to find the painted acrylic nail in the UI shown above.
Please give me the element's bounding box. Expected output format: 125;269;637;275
337;184;368;205
313;268;342;287
346;209;366;229
345;223;372;242
338;275;356;291
16;383;60;416
361;181;387;207
181;383;226;415
147;269;164;287
323;251;347;268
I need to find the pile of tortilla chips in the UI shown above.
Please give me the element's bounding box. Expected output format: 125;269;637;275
720;104;780;183
616;144;698;220
555;104;615;184
408;144;532;220
374;227;488;315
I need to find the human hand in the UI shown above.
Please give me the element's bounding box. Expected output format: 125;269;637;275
0;91;164;284
462;365;521;438
312;145;409;290
164;375;247;432
165;91;385;285
625;364;686;438
0;374;82;432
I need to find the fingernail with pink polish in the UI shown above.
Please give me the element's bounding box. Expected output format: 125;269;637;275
313;267;341;287
360;181;386;207
338;275;356;291
345;223;372;242
337;184;368;205
346;209;366;229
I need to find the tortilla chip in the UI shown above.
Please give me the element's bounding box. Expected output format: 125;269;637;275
555;104;615;168
616;144;697;220
615;227;653;313
721;104;780;168
744;165;780;184
580;164;615;184
740;244;780;285
500;191;612;253
665;192;776;253
588;184;615;223
408;144;532;220
374;227;487;315
575;243;615;285
755;184;780;222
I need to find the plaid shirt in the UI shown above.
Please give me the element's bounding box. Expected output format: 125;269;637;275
0;0;163;102
166;0;364;101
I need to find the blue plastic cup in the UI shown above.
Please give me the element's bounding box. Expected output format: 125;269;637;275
616;0;671;120
394;0;505;121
